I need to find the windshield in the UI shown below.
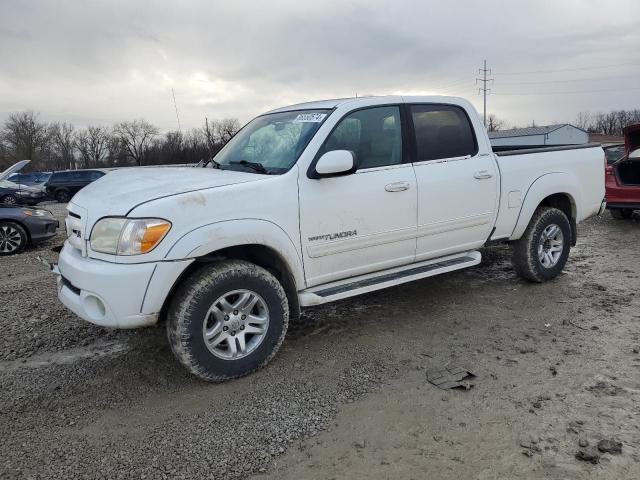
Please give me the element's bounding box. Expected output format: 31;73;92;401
212;109;331;174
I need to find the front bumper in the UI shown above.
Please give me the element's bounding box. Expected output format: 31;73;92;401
54;244;158;328
53;243;193;329
26;216;59;243
16;193;46;205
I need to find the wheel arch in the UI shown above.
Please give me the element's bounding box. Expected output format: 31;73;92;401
511;173;581;245
158;219;305;323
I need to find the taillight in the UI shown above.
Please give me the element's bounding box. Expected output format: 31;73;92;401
605;165;614;176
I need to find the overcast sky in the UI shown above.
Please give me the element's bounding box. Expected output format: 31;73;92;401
1;0;639;131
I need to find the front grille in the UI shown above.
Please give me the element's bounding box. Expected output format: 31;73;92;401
61;275;81;295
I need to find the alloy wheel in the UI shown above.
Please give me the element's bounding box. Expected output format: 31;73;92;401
202;289;270;360
0;225;23;253
537;224;564;268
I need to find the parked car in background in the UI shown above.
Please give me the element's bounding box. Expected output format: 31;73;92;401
606;124;640;219
8;171;52;188
45;169;108;203
0;204;59;255
0;179;47;205
0;160;46;205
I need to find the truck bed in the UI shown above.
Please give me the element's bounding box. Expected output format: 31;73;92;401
490;142;605;241
493;143;602;156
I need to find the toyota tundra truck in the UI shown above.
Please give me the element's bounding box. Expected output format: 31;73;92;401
52;96;606;381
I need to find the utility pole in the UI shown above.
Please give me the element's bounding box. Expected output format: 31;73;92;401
476;60;493;128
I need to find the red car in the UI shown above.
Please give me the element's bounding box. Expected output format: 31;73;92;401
606;124;640;219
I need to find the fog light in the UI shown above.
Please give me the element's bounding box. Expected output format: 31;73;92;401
84;295;106;321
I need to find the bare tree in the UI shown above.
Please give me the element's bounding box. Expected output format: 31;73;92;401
215;118;240;144
1;111;51;167
486;114;505;132
75;126;110;168
113;119;159;166
50;122;76;170
575;111;592;131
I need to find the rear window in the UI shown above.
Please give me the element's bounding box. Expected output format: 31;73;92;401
604;146;624;165
410;104;477;161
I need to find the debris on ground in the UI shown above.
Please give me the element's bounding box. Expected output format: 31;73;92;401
575;448;600;464
519;438;541;457
586;381;624;397
426;366;476;390
597;438;623;455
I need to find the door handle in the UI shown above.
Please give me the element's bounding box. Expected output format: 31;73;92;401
385;181;410;192
473;170;493;180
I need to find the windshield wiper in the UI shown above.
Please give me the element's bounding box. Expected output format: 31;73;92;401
229;160;269;174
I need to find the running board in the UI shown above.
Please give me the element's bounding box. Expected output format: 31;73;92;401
298;251;481;306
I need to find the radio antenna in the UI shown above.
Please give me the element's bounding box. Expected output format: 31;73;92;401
171;88;182;132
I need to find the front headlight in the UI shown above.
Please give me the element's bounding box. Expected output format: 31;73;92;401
90;217;171;255
24;209;53;217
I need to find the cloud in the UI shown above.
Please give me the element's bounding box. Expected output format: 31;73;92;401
1;0;639;130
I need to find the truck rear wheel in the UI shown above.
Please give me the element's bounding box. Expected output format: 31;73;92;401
511;207;571;283
167;260;289;382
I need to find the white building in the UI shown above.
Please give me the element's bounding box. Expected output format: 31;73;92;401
488;124;588;147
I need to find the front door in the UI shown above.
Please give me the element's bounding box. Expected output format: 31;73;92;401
408;103;498;261
298;105;418;287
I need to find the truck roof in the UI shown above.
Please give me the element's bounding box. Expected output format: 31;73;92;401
264;95;467;115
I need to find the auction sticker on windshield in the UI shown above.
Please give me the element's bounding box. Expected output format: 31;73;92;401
293;113;327;123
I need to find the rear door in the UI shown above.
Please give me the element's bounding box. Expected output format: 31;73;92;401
408;103;498;261
298;105;418;286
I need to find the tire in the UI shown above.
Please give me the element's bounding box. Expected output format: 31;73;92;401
0;221;28;256
55;189;71;203
512;207;571;283
610;208;633;220
167;260;289;382
2;194;17;205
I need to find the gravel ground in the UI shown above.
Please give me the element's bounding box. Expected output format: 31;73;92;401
0;204;639;479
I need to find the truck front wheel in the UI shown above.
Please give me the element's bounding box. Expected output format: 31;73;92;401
511;207;571;283
167;260;289;382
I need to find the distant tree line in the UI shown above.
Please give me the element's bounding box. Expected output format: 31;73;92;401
574;109;640;136
0;111;240;172
487;108;640;135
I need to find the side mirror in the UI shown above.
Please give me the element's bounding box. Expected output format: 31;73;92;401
629;148;640;160
312;150;356;178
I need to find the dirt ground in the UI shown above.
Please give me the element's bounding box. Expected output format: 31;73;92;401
1;203;639;479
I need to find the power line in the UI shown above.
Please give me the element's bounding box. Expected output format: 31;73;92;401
494;61;640;76
492;86;640;96
498;73;640;85
476;60;493;127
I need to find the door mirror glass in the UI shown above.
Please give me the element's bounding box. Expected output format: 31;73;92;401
314;150;355;177
629;148;640;160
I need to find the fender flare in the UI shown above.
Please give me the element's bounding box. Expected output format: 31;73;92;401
163;218;305;288
510;172;581;240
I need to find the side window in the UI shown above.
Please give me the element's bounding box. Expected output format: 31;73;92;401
410;105;477;162
322;106;402;169
88;171;104;181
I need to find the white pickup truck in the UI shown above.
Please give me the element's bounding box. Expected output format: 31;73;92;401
52;96;605;381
